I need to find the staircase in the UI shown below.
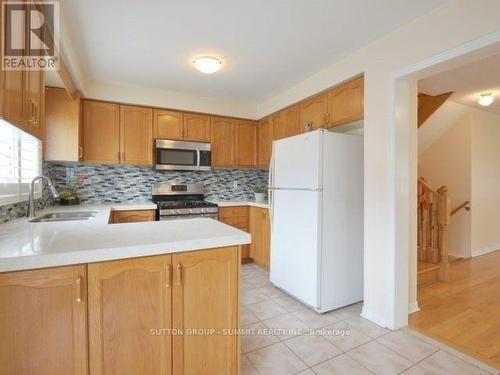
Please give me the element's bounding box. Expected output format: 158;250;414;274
417;178;450;287
417;261;441;287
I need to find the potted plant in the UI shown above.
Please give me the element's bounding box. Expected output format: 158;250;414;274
253;186;267;202
59;175;83;206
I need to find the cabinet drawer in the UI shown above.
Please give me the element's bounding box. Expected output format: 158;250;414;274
111;210;155;223
220;216;249;231
219;206;248;219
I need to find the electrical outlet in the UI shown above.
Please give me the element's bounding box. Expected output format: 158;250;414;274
232;181;238;189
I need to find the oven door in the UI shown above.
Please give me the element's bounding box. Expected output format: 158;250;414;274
155;139;211;171
159;213;218;221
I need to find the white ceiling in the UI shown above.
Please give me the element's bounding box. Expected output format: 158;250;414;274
63;0;446;104
419;52;500;115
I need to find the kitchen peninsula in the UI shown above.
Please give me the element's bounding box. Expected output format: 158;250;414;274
0;204;249;374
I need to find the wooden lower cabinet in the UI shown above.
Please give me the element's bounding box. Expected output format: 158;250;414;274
111;209;156;223
88;246;239;375
249;207;271;269
0;265;88;375
172;247;239;375
88;255;172;375
219;206;250;261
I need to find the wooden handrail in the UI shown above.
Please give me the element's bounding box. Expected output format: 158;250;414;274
451;201;470;216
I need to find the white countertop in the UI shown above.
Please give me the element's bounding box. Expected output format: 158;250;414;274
0;204;251;273
209;199;269;209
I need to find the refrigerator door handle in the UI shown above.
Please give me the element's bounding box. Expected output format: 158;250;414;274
268;142;275;232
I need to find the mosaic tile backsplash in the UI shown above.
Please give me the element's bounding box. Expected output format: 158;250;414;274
0;162;269;223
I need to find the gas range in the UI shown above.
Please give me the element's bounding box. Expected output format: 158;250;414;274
152;182;218;220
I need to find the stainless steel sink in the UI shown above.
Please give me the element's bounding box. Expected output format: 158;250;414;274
29;211;98;223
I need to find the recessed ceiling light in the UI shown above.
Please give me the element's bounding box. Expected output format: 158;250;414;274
193;56;222;74
478;92;494;106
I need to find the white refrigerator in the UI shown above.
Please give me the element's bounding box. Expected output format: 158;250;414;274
269;129;363;313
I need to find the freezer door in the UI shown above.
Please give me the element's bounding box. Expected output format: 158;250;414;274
270;189;321;308
272;130;322;190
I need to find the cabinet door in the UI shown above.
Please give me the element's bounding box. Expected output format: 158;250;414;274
112;209;156;223
120;105;153;165
328;76;364;127
2;1;27;130
211;116;235;168
83;101;120;164
235;120;257;168
249;207;271;269
257;117;273;169
183;113;211;142
88;255;172;375
283;104;301;137
272;112;286;141
44;87;81;161
154;109;183;140
172;247;239;375
300;93;328;130
25;6;45;139
3;70;26;130
0;265;88;375
25;69;44;138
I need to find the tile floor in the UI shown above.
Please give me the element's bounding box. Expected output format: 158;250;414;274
239;263;498;375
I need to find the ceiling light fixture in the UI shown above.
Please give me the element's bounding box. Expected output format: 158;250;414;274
193;56;222;74
478;92;494;106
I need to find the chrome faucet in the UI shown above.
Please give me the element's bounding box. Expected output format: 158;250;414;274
28;176;60;218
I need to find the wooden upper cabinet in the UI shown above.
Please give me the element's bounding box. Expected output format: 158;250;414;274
328;76;364;127
153;109;183;140
283;104;301;137
119;105;153;165
257;117;273;169
3;71;26;130
272;112;286;141
211;116;235;168
25;6;45;138
0;265;88;375
300;93;328;130
45;87;81;162
183;113;211;142
236;120;257;168
88;255;172;375
2;1;26;131
172;247;239;375
83;101;120;164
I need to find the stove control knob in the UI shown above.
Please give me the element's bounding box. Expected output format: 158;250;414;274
188;209;193;213
176;210;181;214
201;208;207;213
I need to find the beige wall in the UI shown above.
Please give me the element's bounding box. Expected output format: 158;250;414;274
471;110;500;256
419;114;472;257
419;108;500;258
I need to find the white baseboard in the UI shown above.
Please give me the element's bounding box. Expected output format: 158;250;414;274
361;307;388;328
408;301;420;314
472;243;500;257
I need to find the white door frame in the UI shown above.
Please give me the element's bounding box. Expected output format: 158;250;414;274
391;31;500;326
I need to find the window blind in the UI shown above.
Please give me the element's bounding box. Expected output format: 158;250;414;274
0;120;42;205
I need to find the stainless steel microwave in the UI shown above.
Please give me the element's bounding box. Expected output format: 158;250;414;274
155;139;211;171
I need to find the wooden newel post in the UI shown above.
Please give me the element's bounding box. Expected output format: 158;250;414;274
437;186;450;282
